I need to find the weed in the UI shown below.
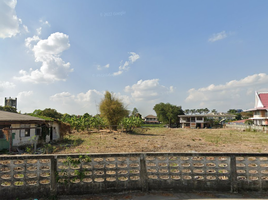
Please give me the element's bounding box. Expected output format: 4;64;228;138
26;146;33;154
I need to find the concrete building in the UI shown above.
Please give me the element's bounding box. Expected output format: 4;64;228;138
247;91;268;126
5;97;17;109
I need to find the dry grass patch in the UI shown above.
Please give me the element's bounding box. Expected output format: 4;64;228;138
45;127;268;154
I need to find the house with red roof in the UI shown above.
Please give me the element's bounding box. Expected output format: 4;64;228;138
247;92;268;126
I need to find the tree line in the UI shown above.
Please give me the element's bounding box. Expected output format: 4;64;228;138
23;91;252;131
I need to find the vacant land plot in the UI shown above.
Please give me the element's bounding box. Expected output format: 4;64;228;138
46;127;268;154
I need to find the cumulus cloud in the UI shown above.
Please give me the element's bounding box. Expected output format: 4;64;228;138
185;73;268;110
0;0;26;38
125;79;174;101
0;81;15;92
50;90;104;114
208;31;227;42
113;52;140;76
18;91;33;98
14;32;73;83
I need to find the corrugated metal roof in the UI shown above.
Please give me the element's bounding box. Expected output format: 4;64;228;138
0;110;45;122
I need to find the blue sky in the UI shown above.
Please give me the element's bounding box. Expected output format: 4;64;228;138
1;0;268;116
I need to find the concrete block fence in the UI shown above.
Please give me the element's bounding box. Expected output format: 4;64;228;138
1;153;268;199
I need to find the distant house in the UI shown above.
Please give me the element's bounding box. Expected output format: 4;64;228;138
246;92;268;126
0;111;62;151
144;115;159;124
178;113;236;129
178;115;208;128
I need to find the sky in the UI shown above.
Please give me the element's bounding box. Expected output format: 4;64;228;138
1;0;268;117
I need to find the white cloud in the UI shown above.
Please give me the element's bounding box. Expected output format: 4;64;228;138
39;19;50;26
113;52;140;76
25;35;40;48
185;73;268;110
50;90;104;114
23;25;29;33
125;79;174;101
50;92;75;105
18;91;33;98
208;31;227;42
97;64;109;70
76;90;103;103
15;32;73;83
0;0;25;38
113;70;123;76
0;81;15;92
36;27;42;35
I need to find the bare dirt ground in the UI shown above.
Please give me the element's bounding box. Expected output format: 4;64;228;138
51;127;268;154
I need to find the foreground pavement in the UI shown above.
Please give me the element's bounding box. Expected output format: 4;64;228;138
56;191;268;200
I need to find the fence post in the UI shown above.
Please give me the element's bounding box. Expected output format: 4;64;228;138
140;154;148;192
230;155;238;193
50;155;58;196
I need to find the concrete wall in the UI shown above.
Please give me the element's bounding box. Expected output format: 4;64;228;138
226;124;268;132
1;153;268;199
12;124;38;146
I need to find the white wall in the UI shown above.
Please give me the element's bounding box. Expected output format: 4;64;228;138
12;124;38;146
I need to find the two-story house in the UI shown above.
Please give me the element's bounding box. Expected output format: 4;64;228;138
178;115;207;128
247;92;268;126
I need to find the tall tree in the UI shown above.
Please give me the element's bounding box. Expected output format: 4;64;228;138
153;103;184;127
99;91;129;130
203;108;210;114
184;109;190;115
190;109;196;115
40;108;63;119
211;109;217;114
131;108;139;116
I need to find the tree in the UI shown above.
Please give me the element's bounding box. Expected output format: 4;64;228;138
131;107;142;118
196;109;203;114
131;108;138;116
211;109;217;114
227;109;238;114
184;109;190;115
0;106;17;113
245;119;253;125
190;109;196;115
33;108;63;119
99;91;129;130
203;108;210;114
153;103;184;127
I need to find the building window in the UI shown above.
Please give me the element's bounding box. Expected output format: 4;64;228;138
20;124;31;137
197;117;202;120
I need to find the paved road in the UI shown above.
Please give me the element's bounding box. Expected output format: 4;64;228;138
56;191;268;200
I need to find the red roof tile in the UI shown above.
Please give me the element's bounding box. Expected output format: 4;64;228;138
259;93;268;108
